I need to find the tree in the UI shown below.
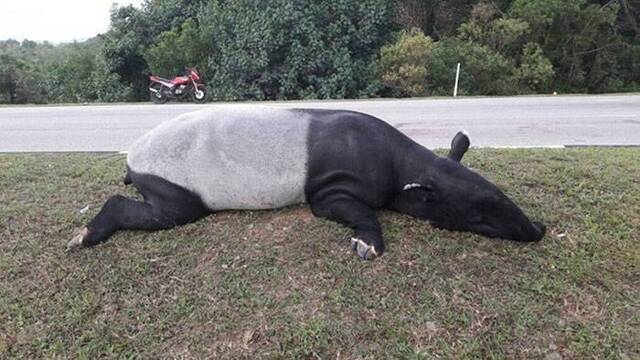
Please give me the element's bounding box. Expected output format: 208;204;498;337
46;42;100;102
2;0;639;103
102;5;153;100
144;18;208;76
0;49;48;104
377;29;435;97
513;42;554;92
509;0;624;92
102;0;212;100
429;38;515;95
0;53;19;103
197;0;395;100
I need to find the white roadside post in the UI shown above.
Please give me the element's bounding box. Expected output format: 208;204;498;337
453;62;461;97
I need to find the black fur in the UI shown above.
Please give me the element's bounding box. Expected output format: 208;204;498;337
81;169;210;246
303;109;545;258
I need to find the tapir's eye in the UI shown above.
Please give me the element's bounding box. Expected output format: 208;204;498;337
417;188;437;202
416;187;438;202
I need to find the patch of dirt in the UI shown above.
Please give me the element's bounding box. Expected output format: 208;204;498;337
247;207;315;243
561;294;605;322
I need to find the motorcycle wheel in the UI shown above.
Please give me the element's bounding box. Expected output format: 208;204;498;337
150;85;167;104
192;85;207;103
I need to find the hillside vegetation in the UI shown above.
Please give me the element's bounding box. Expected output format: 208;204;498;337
1;0;639;104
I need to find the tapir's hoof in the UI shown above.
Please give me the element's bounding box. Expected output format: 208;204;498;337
350;237;379;260
67;227;88;251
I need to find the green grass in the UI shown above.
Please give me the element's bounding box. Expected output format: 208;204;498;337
0;149;638;358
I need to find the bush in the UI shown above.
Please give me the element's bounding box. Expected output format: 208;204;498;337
197;0;395;101
144;19;208;77
513;42;554;93
0;52;48;104
429;38;516;96
90;54;134;102
509;0;624;92
378;24;555;97
377;29;434;97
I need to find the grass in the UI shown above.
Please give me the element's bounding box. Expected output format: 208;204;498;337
0;149;638;358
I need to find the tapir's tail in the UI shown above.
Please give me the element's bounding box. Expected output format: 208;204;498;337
123;167;132;185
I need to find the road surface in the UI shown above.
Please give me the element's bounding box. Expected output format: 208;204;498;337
0;95;638;152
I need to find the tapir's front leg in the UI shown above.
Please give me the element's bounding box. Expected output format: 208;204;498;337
310;197;384;260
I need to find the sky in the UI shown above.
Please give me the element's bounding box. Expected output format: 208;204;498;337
0;0;145;43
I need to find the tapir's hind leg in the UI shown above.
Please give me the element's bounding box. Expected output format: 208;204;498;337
67;172;210;250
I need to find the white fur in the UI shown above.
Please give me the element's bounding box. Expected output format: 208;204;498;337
127;106;310;210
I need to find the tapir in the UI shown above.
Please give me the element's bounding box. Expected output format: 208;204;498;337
68;106;546;259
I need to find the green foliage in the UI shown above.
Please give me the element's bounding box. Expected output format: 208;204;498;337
12;62;48;104
377;29;434;97
90;53;133;102
0;39;132;104
377;1;554;96
395;0;483;39
1;0;638;103
144;19;208;77
99;0;394;101
196;0;394;100
429;38;515;96
460;17;530;55
102;5;153;100
0;52;19;103
616;43;640;91
46;43;101;102
383;0;636;96
513;42;554;92
0;48;48;104
509;0;624;92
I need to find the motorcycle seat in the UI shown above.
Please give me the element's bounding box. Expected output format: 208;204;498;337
154;76;173;83
172;76;190;84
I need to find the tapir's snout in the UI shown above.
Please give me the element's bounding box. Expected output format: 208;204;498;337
530;221;546;241
513;220;546;242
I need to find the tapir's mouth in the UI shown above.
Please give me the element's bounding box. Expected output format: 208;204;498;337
477;225;500;238
503;221;546;242
467;221;546;242
429;218;546;242
527;221;547;241
428;220;464;232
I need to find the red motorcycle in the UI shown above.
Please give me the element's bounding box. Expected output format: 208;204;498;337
149;67;207;104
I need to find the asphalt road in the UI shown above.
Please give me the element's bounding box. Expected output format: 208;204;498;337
0;95;638;152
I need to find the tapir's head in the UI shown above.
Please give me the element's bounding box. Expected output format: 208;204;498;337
400;132;546;242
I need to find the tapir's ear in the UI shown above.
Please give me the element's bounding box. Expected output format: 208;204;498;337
448;131;470;162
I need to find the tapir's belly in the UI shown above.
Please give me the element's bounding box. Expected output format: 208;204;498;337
127;107;310;210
